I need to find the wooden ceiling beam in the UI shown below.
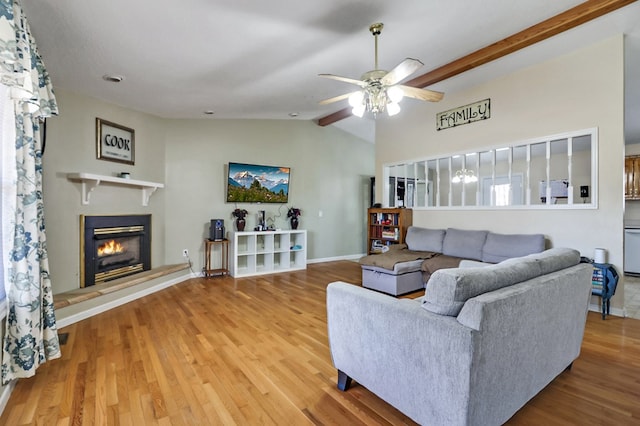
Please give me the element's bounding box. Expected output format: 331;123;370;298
316;0;637;127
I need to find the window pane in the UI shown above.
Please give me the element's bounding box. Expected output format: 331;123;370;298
573;135;592;203
463;152;479;206
479;150;494;206
451;155;463;206
382;128;596;210
531;142;547;205
549;138;569;205
426;159;438;207
511;145;527;205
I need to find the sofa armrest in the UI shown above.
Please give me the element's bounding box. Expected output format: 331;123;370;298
326;282;475;425
455;263;592;423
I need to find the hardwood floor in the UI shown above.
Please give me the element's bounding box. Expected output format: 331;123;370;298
2;260;639;425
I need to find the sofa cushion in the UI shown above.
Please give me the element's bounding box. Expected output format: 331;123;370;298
500;246;580;275
422;248;580;316
362;260;424;275
442;228;488;261
359;247;438;271
459;259;492;268
482;232;545;263
405;226;445;252
421;254;464;278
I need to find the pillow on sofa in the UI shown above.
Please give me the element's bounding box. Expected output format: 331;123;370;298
421;254;465;282
459;259;492;268
422;247;580;316
405;226;446;252
442;228;488;261
500;246;580;275
481;232;545;263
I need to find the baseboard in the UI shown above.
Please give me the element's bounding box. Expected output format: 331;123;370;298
56;271;193;328
588;303;625;318
308;253;364;264
0;380;16;417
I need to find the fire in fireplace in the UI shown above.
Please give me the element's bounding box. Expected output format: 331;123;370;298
98;239;126;256
80;215;152;287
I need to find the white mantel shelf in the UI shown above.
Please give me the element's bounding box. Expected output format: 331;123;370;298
67;173;164;206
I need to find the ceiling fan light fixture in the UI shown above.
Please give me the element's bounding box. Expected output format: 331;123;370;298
453;169;478;184
387;86;404;103
349;91;364;107
387;101;401;116
352;104;365;118
318;22;443;119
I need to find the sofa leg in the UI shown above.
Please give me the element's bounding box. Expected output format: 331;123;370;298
337;370;352;391
565;362;573;372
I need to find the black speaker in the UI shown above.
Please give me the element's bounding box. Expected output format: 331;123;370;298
210;219;225;241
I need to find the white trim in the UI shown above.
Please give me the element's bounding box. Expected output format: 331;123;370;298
0;380;16;416
66;173;164;206
383;127;598;210
588;303;625;318
56;272;191;329
307;254;364;263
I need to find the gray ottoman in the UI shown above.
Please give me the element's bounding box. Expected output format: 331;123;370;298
361;259;425;296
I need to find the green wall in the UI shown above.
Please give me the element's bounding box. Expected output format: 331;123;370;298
42;90;374;294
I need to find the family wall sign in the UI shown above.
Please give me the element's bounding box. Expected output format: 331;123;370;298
436;98;491;131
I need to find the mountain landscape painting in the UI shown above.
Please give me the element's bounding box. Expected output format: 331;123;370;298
227;162;290;203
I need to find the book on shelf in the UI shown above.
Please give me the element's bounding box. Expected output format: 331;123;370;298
372;212;398;226
381;231;395;239
592;267;604;290
381;228;400;240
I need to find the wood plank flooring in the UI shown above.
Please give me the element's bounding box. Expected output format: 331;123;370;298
2;260;639;425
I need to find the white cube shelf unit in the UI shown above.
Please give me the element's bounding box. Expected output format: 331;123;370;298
229;230;307;277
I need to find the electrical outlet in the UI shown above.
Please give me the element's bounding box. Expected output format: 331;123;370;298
182;249;189;257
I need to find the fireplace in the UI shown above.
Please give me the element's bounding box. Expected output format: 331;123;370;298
80;215;152;287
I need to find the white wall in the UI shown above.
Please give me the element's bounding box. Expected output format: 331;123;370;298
42;90;374;294
376;36;626;309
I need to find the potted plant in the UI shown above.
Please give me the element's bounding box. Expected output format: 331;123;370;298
232;208;248;231
287;207;301;230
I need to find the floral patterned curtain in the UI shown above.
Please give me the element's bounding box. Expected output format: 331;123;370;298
0;0;60;384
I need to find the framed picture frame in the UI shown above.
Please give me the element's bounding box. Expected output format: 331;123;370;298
96;118;135;165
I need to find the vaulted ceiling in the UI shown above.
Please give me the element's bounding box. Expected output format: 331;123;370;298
21;0;640;143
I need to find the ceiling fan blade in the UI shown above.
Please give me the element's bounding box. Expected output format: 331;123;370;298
319;91;360;105
318;73;367;87
398;85;444;102
381;58;424;86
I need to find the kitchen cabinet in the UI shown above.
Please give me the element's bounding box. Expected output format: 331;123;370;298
625;156;640;200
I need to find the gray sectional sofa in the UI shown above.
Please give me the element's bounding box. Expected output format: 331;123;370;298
327;247;592;425
359;226;546;295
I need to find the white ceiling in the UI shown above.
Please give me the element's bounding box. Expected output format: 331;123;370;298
20;0;640;144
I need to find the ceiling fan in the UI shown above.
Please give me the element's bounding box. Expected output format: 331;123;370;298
319;23;444;118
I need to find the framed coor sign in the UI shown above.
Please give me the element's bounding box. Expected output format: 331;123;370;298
96;118;135;165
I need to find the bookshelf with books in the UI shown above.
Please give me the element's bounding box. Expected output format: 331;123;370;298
367;208;412;254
